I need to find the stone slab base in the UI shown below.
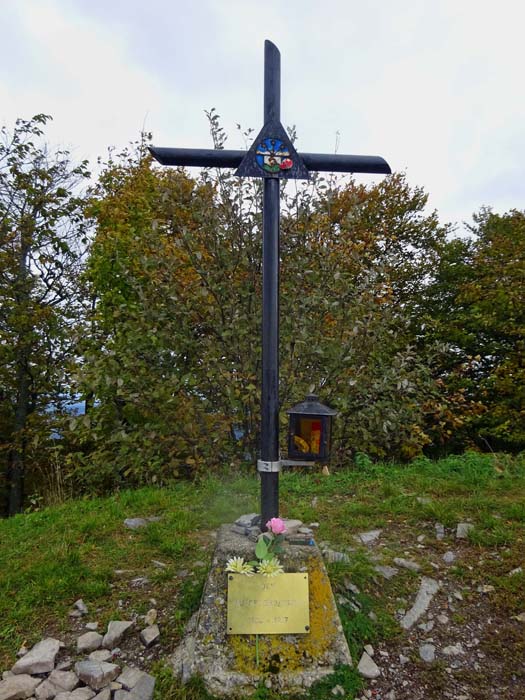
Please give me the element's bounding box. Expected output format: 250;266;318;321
172;525;352;697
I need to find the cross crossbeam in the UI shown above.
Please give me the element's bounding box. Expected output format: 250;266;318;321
149;40;391;530
148;146;391;175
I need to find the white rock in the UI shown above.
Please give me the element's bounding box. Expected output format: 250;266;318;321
456;523;474;539
144;609;157;627
437;614;449;624
85;623;98;632
35;670;79;699
509;566;523;576
48;671;78;692
374;565;398;580
92;690;111;700
400;578;440;630
331;685;345;697
363;644;374;657
123;518;148;530
128;673;154;700
282;519;303;535
393;557;421;572
443;551;456;564
11;638;61;675
477;584;495;594
443;643;464;656
116;667;145;691
74;661;120;691
77;632;103;653
0;674;41;700
419;644;435;662
399;654;410;665
139;625;160;648
435;523;445;540
355;530;382;545
235;513;258;527
357;651;380;679
88;650;112;663
102;621;134;649
323;549;350;564
74;600;88;615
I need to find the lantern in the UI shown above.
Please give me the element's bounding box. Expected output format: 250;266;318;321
286;394;337;463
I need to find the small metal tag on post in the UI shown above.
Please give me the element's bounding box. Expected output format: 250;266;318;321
149;40;391;530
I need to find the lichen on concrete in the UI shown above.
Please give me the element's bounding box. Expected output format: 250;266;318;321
171;525;352;697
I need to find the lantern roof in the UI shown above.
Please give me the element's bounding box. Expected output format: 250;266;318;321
286;394;337;417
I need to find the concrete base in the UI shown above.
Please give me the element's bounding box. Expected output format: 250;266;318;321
172;525;352;697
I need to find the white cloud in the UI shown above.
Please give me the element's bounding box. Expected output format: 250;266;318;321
1;0;524;228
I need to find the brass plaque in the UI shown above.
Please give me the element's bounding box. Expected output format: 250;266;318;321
227;573;309;634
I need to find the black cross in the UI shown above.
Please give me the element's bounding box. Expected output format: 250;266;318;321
149;40;391;530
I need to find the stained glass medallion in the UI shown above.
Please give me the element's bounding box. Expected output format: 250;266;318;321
256;138;293;173
235;120;309;179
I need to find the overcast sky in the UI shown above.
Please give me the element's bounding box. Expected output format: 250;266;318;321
2;0;524;232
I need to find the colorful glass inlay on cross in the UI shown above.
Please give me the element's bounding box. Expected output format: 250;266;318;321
255;138;293;173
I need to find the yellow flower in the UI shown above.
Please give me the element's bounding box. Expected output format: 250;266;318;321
257;557;284;577
225;557;255;576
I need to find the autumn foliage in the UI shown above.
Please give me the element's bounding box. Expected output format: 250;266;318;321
1;116;524;511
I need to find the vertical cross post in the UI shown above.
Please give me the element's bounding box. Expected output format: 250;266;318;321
260;41;281;529
148;39;391;531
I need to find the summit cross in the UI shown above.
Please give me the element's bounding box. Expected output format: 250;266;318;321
149;40;391;530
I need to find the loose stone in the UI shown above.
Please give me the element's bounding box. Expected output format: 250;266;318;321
374;565;399;580
11;638;61;676
77;632;103;653
456;523;474;539
0;674;41;700
443;551;456;564
331;685;345;697
123;518;148;530
435;523;445;540
393;557;421;572
140;625;160;648
355;530;382;545
282;519;303;535
116;667;145;690
85;623;98;631
144;609;157;627
419;643;436;662
74;600;88;615
88;650;112;663
234;513;259;528
102;621;134;649
92;690;111;700
364;644;374;657
323;549;350;564
74;661;120;691
443;643;464;656
357;651;380;679
400;577;440;630
128;673;155;700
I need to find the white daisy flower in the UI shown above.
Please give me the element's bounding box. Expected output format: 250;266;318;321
225;556;255;576
257;557;284;577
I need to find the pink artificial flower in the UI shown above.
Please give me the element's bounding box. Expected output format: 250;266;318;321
266;517;286;535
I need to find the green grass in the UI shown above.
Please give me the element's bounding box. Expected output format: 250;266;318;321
0;452;524;699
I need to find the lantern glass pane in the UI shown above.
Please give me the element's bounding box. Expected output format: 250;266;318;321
294;418;323;455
